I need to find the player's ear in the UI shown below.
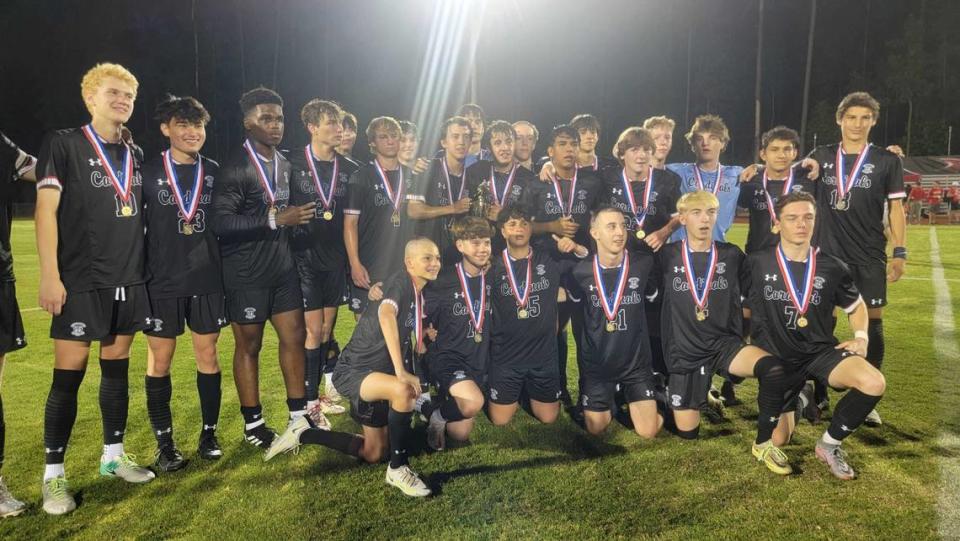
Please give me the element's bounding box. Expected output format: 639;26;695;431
159;123;171;138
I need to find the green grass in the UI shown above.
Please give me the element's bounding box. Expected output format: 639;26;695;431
0;221;958;540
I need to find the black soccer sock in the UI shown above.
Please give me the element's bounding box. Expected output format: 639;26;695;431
867;318;885;370
440;396;467;423
753;356;788;444
305;346;323;402
44;368;85;464
287;397;307;417
99;359;129;445
299;428;363;457
557;330;568;395
387;408;413;468
145;375;174;447
826;389;883;442
196;371;221;432
676;426;700;440
0;394;5;471
323;341;339;375
240;404;265;430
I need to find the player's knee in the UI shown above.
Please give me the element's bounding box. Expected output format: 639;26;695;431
236;337;263;358
634;417;660;440
536;408;559;425
859;370;886;396
489;411;511;426
459;399;483;419
360;443;386;464
675;426;700;440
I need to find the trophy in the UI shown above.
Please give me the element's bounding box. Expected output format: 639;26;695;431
469;179;492;219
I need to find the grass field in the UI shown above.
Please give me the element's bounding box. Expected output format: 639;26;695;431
0;220;958;540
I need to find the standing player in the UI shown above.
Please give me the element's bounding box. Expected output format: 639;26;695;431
805;92;906;427
398;120;429;174
643;116;676;170
568;208;662;438
749;192;885;479
0;130;36;517
288;99;358;421
212;87;318;451
513;121;539;172
337;111;358;159
141;95;226;471
659;192;793;474
570;114;618;173
420;217;493;450
344;116;416;315
36;63;155;515
457;103;490;168
487;206;588;426
406;116;472;263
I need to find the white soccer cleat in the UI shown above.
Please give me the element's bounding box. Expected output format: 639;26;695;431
385;465;431;497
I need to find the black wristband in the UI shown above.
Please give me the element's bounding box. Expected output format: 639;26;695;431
892;247;907;260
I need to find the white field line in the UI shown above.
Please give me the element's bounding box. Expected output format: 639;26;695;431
931;227;960;539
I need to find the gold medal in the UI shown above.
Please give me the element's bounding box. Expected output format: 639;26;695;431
696;308;708;321
473;332;482;344
797;315;808;328
391;211;401;226
835;200;847;210
605;320;616;332
517;307;529;319
322;210;334;221
121;204;133;217
771;224;780;234
635;230;646;240
182;223;194;235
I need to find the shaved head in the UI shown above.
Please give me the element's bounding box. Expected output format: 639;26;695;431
405;237;437;259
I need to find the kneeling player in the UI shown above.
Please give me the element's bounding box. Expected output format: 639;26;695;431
660;191;792;474
749;192;884;480
569;208;662;438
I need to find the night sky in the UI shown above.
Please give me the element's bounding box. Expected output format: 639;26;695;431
0;0;949;203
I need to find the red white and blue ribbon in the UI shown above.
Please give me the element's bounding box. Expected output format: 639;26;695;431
835;143;871;204
622;166;653;231
762;167;795;226
82;124;133;204
243;139;278;205
374;159;404;212
162;150;204;223
490;163;517;206
304;145;339;211
411;275;425;351
551;168;578;216
693;164;723;195
442;158;465;204
502;248;532;309
592;252;630;323
681;239;718;313
456;262;486;335
775;244;818;317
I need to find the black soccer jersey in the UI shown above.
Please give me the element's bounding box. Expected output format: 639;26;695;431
35;127;145;292
737;166;816;254
408;157;467;256
211;144;295;290
344;161;416;284
604;167;682;253
809;143;905;265
747;246;862;365
423;264;491;375
524;169;605;255
658;241;749;374
141;154;222;298
569;251;657;380
288;148;359;272
0;131;34;283
340;270;421;374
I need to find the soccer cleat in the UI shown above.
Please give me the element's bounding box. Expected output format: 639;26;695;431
0;477;26;517
751;442;793;475
154;444;188;472
197;432;223;460
244;425;278;449
100;453;156;483
385;465;431;497
319;395;346;415
264;415;311;461
799;382;822;424
701;388;726;423
414;392;433;423
41;476;76;515
306;403;333;429
720;380;742;406
325;380;344;403
815;443;856;480
426;410;446;451
863;408;882;427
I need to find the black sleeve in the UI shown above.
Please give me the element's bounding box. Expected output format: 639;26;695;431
345;169;367;213
35;131;68;191
211;164;269;241
737;180;753;208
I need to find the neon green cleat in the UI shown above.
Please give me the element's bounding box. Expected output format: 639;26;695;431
752;441;793;475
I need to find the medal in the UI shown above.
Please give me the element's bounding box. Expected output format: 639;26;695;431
835;200;848;210
681;239;718;322
550;168;578;218
622;166;654;238
775;244;818;331
162;149;205;232
243;139;279;207
592;252;630;334
762;167;794;235
304;145;339;220
692;163;723;195
503;248;533;319
490;164;517;206
81;124;134;213
456;262;487;344
834;143;870;210
770;224;780;234
375;159;404;227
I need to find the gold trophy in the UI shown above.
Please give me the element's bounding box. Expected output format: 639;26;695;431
469;180;492;219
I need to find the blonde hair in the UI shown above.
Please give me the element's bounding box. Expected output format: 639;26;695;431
80;63;138;113
676;190;720;213
642;115;676;131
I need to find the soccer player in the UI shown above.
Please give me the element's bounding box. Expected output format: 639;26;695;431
487;205;588;426
749;192;884;479
212;87;319;452
570;114;618;172
344;116;417;315
805;92;906;426
419;217;493;450
642;115;675;169
337;111;358;159
457;103;490;168
513;120;539;172
288;99;359;422
568;208;662;438
0;130;36;517
36;63;155;515
398;120;430;174
141;95;226;471
406;116;473;263
659;191;793;474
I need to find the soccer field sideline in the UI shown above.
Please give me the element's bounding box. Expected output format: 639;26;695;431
1;221;959;540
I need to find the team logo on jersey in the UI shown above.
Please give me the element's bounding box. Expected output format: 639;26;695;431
69;322;86;337
489;388;499;401
628;277;640;290
671;394;682;407
645;389;654;398
454;291;464;299
14;337;24;346
217;317;227;326
536;264;546;276
351;298;362;310
581;394;589;406
716;262;727;275
243;307;257;320
814;277;825;290
151;318;164;332
862;163;875;175
870;298;883;306
765;273;778;282
88;158;103;167
674;266;685;274
453;370;467;381
205;175;214;187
